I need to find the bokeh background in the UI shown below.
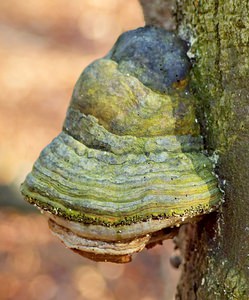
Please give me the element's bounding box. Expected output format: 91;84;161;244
0;1;180;299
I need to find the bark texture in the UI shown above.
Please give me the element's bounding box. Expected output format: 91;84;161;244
139;0;249;299
139;0;177;30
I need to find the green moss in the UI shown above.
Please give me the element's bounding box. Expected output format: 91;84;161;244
199;259;249;300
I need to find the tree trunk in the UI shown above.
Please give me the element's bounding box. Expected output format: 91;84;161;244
139;1;249;299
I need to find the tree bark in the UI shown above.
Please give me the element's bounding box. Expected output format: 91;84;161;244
139;0;249;299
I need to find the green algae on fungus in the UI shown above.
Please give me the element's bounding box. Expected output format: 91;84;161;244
20;26;221;263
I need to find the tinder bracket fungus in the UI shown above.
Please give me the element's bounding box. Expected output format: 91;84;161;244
21;26;221;263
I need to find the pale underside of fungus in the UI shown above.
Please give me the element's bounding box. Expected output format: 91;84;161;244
21;26;221;263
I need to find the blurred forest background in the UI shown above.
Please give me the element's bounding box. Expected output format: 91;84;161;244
0;1;180;299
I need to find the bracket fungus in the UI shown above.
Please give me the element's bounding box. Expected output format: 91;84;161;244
21;26;221;263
